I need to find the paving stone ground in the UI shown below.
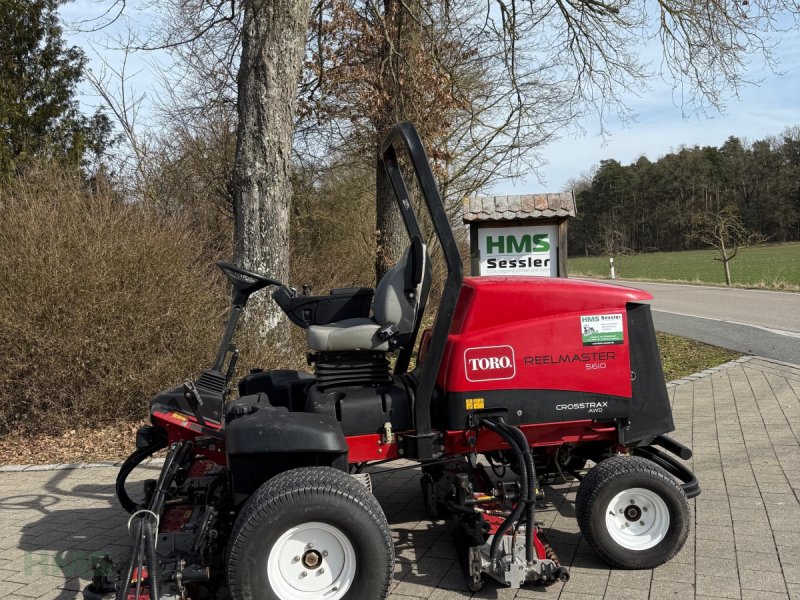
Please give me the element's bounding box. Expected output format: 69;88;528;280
1;356;799;599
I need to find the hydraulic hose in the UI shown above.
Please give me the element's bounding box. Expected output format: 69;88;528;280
498;422;535;563
117;441;189;600
116;520;143;600
481;419;530;563
500;423;537;563
116;438;168;514
143;520;160;600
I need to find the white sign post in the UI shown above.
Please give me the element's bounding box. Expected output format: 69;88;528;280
477;224;558;277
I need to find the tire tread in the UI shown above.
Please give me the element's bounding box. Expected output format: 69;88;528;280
575;455;690;569
226;466;393;600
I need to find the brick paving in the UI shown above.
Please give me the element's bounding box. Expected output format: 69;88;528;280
1;356;799;599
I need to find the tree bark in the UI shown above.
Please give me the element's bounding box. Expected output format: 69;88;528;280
373;0;419;281
232;0;311;338
375;150;408;281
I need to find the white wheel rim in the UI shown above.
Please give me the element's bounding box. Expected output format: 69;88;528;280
604;487;670;551
266;521;356;600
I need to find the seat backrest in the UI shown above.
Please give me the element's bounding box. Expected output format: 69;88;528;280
373;243;429;333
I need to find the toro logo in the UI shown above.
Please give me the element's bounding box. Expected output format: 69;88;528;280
464;345;516;382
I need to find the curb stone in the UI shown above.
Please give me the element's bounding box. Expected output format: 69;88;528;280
0;456;165;473
665;355;757;388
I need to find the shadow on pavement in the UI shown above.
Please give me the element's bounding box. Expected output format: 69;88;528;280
8;461;600;599
5;465;161;599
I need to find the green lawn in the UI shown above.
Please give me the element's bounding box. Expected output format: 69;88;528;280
569;243;800;290
657;333;740;381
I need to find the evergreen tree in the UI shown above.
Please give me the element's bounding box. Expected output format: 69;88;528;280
0;0;106;176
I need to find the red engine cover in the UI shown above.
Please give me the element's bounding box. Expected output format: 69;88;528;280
438;277;652;398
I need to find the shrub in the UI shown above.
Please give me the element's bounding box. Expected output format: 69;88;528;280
0;168;231;434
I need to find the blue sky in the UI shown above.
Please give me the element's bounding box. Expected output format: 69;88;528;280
60;2;800;195
492;31;800;194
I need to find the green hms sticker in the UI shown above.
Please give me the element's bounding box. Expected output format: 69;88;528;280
581;314;623;346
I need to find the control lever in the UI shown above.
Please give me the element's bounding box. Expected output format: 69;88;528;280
183;380;203;407
302;284;312;296
182;379;207;426
225;348;239;384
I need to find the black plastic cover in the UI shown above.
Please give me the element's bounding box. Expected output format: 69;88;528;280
619;302;675;444
305;379;413;435
149;369;226;424
237;369;314;411
225;395;348;456
135;425;167;450
272;286;374;328
438;389;631;430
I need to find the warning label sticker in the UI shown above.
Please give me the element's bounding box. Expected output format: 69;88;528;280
580;314;624;346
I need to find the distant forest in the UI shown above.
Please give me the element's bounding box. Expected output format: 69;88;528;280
568;129;800;256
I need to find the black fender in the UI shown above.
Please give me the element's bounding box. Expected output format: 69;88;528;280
225;399;349;504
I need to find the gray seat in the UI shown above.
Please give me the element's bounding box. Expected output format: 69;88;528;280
307;246;427;352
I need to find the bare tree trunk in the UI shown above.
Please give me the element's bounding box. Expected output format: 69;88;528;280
375;150;407;281
232;0;311;339
374;0;420;282
719;238;732;285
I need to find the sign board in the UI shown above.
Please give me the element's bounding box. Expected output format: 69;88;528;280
477;224;558;277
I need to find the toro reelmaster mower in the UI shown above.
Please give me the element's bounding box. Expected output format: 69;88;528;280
84;122;699;600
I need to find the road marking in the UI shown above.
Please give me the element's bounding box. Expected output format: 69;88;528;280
652;310;800;338
608;279;799;296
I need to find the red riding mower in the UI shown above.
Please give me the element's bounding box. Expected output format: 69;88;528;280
84;123;699;600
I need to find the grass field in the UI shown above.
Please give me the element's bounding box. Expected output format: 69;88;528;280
657;332;740;381
569;243;800;290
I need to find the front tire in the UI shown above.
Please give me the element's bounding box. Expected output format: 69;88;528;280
576;455;689;569
226;466;394;600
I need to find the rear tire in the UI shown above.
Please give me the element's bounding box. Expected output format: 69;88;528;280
576;455;689;569
226;466;394;600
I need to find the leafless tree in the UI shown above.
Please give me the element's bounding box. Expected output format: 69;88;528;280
83;0;799;309
688;203;765;285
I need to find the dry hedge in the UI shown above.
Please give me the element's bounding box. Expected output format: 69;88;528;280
0;170;233;435
0;163;465;438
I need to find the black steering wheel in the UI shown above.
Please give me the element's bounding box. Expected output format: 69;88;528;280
216;261;282;307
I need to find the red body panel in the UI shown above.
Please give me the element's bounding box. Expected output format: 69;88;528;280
151;409;227;465
346;421;617;463
439;277;651;398
151;279;647;466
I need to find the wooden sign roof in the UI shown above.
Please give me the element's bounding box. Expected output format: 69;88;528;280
463;193;576;222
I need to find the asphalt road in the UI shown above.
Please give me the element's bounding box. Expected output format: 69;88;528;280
601;280;800;364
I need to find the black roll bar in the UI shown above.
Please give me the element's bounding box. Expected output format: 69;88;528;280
381;122;464;458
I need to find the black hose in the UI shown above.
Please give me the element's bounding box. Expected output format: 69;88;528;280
116;438;168;514
149;441;191;514
481;419;529;563
501;423;537;563
116;520;143;600
143;520;160;600
481;419;528;501
498;422;535;563
117;441;189;600
116;448;155;514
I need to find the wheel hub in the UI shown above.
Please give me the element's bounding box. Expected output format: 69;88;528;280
605;487;670;551
301;549;322;569
267;521;356;600
624;504;642;522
